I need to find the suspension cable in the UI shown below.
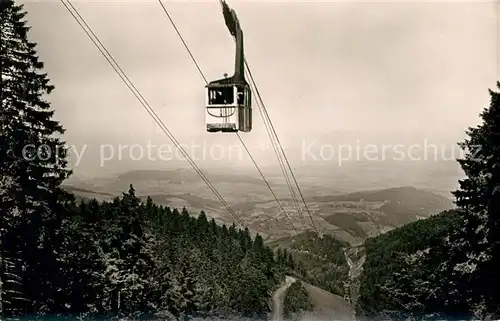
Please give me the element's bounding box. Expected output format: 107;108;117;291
244;59;320;234
61;0;244;228
217;0;307;227
213;0;310;230
240;77;304;224
246;67;306;228
157;0;300;235
216;0;319;234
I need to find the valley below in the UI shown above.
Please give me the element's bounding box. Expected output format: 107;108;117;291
64;167;456;246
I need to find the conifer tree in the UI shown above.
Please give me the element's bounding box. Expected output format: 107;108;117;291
453;83;500;215
117;185;156;314
1;0;72;315
451;82;500;316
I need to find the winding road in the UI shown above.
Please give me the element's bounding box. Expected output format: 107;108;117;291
271;276;296;321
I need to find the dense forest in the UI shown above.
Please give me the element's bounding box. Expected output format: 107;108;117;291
275;247;307;278
268;231;350;297
356;81;500;319
287;232;349;296
0;1;292;319
2;182;289;319
356;209;463;318
282;281;313;320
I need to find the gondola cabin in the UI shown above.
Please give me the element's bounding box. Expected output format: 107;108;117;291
206;0;252;133
205;82;252;132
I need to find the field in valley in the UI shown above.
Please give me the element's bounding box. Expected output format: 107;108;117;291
63;168;455;244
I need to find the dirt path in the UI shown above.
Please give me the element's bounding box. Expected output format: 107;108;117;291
271;276;296;321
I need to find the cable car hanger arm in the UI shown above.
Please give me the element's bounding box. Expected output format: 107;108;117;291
216;0;245;85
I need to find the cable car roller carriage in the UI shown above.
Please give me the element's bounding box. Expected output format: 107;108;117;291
205;1;252;133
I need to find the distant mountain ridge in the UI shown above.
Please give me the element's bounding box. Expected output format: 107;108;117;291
312;186;454;242
312;186;453;218
63;185;113;196
116;169;264;185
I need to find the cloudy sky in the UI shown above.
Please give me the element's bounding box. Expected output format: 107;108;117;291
18;0;499;174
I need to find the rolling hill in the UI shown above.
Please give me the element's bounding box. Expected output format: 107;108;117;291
311;186;453;217
63;170;455;243
309;186;455;242
62;185;115;201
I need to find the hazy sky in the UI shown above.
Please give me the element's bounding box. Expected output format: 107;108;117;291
18;0;499;174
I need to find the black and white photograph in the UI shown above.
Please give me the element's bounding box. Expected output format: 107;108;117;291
1;0;500;319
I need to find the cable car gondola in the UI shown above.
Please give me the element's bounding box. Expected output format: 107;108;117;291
206;0;251;133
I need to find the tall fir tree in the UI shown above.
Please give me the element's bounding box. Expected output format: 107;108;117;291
451;82;500;316
1;0;72;316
